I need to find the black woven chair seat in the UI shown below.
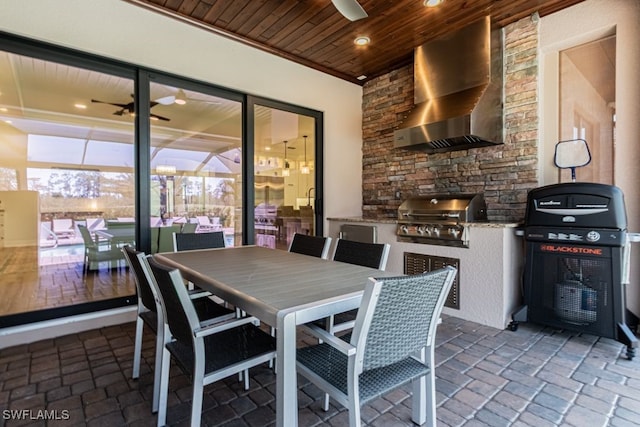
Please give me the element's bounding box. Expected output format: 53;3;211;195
167;324;275;377
297;341;429;404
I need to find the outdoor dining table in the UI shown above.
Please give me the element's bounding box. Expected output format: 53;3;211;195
94;227;136;245
154;245;396;427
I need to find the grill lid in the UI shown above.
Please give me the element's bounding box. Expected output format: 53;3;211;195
398;193;488;223
525;183;627;229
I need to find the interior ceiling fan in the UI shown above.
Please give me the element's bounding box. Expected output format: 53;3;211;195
331;0;368;21
91;95;170;121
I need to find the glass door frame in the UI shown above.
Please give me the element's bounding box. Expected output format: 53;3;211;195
246;96;324;244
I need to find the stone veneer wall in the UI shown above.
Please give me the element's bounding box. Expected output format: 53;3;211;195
362;16;540;222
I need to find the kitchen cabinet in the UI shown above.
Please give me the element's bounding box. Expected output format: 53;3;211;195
328;218;524;329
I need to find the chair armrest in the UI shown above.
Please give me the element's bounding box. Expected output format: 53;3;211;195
331;320;356;334
195;315;258;337
301;323;356;356
188;289;212;299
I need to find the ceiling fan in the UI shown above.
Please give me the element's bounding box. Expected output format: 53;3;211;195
331;0;368;21
91;95;170;121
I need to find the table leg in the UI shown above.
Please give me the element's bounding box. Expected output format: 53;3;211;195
276;312;298;427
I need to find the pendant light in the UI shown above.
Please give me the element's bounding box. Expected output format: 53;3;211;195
300;135;310;174
282;140;290;177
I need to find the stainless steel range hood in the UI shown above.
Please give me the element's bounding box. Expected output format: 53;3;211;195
393;17;504;153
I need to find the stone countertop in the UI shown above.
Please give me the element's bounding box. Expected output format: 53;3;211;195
327;217;521;228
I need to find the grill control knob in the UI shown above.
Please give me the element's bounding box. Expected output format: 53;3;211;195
432;226;441;237
417;226;426;235
400;225;408;234
449;227;460;238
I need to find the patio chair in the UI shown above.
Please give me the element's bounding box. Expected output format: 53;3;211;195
52;218;75;238
297;267;457;427
332;238;390;270
173;230;225;252
77;224;124;272
147;256;276;427
180;222;197;234
85;217;106;232
288;233;332;259
121;245;234;414
157;225;181;253
325;239;391;334
195;215;220;232
151;227;159;254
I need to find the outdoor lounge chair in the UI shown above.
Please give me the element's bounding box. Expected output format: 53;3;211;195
52;218;75;239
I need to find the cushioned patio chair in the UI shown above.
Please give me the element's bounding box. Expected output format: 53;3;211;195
147;256;276;427
122;245;235;414
77;224;124;272
288;233;332;259
297;266;457;427
173;230;225;252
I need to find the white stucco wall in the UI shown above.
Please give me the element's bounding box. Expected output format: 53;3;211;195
539;0;640;316
0;0;365;225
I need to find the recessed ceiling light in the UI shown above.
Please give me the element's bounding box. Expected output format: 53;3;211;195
4;120;12;124
354;36;370;46
74;103;87;109
0;107;7;112
424;0;443;7
357;75;367;81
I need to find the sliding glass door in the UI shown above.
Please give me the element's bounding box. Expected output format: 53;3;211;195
0;34;323;327
148;80;243;251
0;48;137;324
252;104;319;250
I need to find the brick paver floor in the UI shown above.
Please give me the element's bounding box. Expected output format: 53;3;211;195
1;315;639;426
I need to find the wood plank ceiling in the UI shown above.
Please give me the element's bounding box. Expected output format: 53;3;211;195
127;0;585;85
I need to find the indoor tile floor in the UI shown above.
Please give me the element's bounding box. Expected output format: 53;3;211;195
1;315;639;426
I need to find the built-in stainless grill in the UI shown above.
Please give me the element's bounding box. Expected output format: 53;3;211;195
397;194;488;247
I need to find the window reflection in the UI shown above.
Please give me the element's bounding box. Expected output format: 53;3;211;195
149;83;242;249
0;51;136;319
253;105;316;250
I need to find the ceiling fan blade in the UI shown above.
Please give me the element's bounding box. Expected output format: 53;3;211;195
151;113;170;122
91;99;128;109
331;0;368;21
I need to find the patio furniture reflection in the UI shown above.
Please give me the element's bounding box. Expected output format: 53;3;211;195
195;215;221;232
77;224;124;272
52;218;75;239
